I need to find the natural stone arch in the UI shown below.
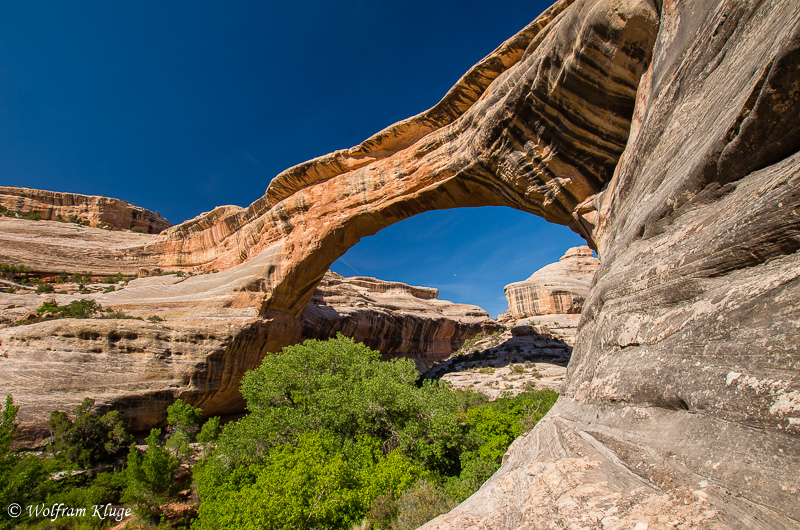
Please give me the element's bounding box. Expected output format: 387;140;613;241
146;0;658;320
0;0;659;438
3;0;800;525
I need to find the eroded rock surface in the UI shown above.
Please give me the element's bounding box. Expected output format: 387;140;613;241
1;0;798;525
301;272;499;371
502;245;599;344
0;269;493;444
0;186;171;233
1;0;657;433
425;0;800;527
504;246;598;318
423;328;572;398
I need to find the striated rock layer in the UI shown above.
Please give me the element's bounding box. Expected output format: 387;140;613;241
0;0;798;524
0;186;172;234
2;0;658;434
0;269;497;444
424;0;800;528
504;245;599;318
502;245;599;344
301;272;499;371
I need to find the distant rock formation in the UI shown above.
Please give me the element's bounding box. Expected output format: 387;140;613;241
504;246;598;318
501;246;598;344
0;186;171;234
301;272;500;371
0;268;494;444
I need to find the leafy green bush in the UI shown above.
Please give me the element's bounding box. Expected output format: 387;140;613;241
21;211;42;221
104;272;126;283
166;399;202;458
36;299;100;319
190;336;559;529
379;479;455;530
69;272;92;285
0;262;30;282
101;308;132;319
446;388;557;502
0;396;18;458
218;335;463;473
194;432;423;530
196;417;220;445
123;429;179;521
48;397;132;469
130;226;146;233
0;398;130;530
510;363;526;375
35;281;54;294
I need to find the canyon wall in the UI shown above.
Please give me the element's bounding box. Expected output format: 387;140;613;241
424;0;800;527
1;0;657;434
504;246;598;319
502;245;599;344
1;268;495;443
0;186;172;234
0;0;798;525
301;272;499;371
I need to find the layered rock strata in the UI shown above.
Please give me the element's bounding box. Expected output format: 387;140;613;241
502;245;599;344
424;0;800;527
1;0;657;433
1;269;495;443
0;186;171;234
301;272;499;371
504;245;598;318
0;0;798;525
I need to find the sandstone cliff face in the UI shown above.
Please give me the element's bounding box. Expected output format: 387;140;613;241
504;246;598;318
301;272;499;371
0;186;171;234
0;268;494;443
1;0;658;436
424;0;800;528
503;245;599;344
1;0;798;525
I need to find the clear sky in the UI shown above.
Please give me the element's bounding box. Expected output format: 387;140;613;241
0;0;586;317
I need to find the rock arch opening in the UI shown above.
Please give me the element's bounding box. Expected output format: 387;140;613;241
330;206;586;318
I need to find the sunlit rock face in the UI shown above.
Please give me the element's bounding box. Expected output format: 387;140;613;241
2;0;799;524
0;186;171;234
505;246;599;319
301;272;501;371
1;0;656;436
423;0;800;527
502;245;599;344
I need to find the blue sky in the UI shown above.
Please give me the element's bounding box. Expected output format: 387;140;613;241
0;0;586;316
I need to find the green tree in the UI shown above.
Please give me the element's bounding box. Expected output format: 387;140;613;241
0;397;57;530
216;335;464;473
48;397;132;469
166;398;202;458
0;396;17;456
446;388;558;502
123;429;179;521
194;432;422;530
196;416;220;445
